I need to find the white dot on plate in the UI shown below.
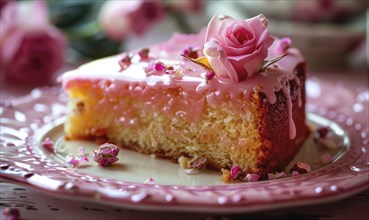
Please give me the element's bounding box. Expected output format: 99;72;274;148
352;103;364;112
314;186;323;194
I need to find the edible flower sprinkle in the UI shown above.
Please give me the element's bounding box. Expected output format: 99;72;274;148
315;127;330;139
118;54;132;71
267;172;286;180
290;161;311;174
2;207;20;220
182;46;199;59
245;173;260;182
138;48;149;60
205;70;215;81
292;171;299;176
144;177;156;184
230;165;242;180
41;137;54;152
93;143;119;167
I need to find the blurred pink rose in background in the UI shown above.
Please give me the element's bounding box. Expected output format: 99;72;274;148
167;0;203;12
0;0;66;85
99;0;166;41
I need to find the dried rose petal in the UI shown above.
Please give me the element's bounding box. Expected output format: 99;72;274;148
182;47;199;59
93;143;120;167
41;138;54;152
190;157;208;170
289;162;312;174
118;54;132;71
183;168;200;175
245;173;260;182
205;70;215;81
138;48;149;60
268;172;286;180
319;153;333;165
144;177;156;184
3;207;20;220
230;165;242;180
315;127;330;139
66;154;80;167
292;171;299;176
145;61;167;75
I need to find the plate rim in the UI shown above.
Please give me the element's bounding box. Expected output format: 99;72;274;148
0;81;368;213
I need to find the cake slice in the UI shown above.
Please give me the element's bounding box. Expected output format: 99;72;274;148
60;15;309;176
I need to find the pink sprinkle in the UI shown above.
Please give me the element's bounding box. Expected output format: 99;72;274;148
316;127;330;139
205;70;215;81
138;48;149;60
41;138;54;152
319;153;333;165
118;54;131;71
154;62;166;71
145;61;167;75
66;154;80;167
275;37;292;54
144;177;156;184
292;171;299;176
230;165;242;180
268;172;286;180
2;207;20;220
245;173;260;182
182;47;199;59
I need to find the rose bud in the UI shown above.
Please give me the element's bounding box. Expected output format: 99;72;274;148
0;0;66;85
93;143;120;167
98;0;165;41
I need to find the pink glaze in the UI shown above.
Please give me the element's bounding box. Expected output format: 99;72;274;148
60;30;304;139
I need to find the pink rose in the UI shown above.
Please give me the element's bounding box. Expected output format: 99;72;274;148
99;0;165;41
203;15;275;82
0;0;66;85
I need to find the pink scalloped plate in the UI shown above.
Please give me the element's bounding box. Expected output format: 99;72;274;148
0;78;368;213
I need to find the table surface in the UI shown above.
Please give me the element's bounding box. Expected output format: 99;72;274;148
1;68;368;220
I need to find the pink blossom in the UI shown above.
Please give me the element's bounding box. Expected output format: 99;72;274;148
99;0;165;41
203;14;274;82
0;0;66;85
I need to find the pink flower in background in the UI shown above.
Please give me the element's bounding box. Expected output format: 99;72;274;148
203;14;274;82
167;0;203;12
99;0;165;41
0;0;66;85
